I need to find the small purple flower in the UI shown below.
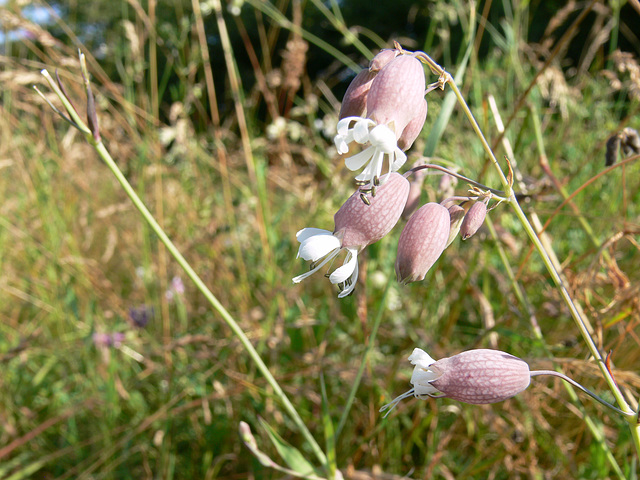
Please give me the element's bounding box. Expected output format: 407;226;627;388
128;305;154;328
93;332;125;348
165;276;185;301
293;172;410;297
381;348;532;416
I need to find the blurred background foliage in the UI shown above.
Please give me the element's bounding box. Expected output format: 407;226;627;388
1;0;640;479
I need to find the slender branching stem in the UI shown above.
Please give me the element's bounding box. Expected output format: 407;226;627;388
439;61;640;454
530;370;635;418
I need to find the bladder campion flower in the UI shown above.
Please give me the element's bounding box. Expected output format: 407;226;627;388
293;172;409;297
380;348;532;417
335;53;428;185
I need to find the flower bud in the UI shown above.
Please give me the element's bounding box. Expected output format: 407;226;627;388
366;54;426;139
429;349;531;404
334;172;410;250
395;202;450;284
460;201;487;240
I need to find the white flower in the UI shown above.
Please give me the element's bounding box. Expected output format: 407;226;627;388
292;228;359;298
379;348;442;417
334;117;407;185
380;348;532;417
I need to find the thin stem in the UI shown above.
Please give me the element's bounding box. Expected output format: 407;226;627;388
445;67;640;457
530;370;635;418
409;163;505;196
93;140;328;466
38;67;328;468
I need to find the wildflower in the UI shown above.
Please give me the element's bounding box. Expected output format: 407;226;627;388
293;172;410;297
128;305;154;328
380;348;531;416
165;276;185;301
395;202;450;284
335;53;427;184
93;332;125;348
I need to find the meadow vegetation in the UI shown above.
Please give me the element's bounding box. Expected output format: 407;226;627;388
1;0;640;478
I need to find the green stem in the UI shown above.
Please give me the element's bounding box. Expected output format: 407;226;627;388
94;140;328;466
39;65;328;468
445;74;640;456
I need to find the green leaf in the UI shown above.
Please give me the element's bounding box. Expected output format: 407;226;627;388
258;417;321;477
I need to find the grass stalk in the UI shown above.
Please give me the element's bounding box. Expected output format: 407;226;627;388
38;64;329;469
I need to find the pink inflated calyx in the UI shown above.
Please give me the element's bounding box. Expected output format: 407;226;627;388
334;172;410;250
429;349;531;404
395;202;450;284
366;54;426;140
339;49;399;120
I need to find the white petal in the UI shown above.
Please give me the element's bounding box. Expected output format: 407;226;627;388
329;249;358;284
292;248;341;284
410;367;441;396
337;255;359;298
352;118;373;143
344;146;375;172
334;134;352;154
389;148;407;171
298;233;341;261
296;228;332;243
368;124;398;153
408;348;437;367
354;158;379;183
336;116;360;135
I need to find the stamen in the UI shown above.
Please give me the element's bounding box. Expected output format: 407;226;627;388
359;193;371;206
373;175;380;186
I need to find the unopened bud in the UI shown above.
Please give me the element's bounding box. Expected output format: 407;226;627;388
334;172;409;250
395;202;450;284
460;201;487;240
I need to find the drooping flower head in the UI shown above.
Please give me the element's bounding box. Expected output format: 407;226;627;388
335;50;428;185
293;172;410;297
380;348;532;417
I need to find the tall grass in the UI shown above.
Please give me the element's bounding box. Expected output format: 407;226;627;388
1;0;639;478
